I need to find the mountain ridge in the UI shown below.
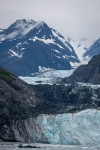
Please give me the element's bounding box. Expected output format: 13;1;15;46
0;19;80;76
63;54;100;84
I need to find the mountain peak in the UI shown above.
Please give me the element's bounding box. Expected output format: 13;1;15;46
0;19;38;40
8;19;37;33
12;19;36;28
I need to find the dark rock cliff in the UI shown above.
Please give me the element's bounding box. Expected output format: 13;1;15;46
63;54;100;84
0;66;38;141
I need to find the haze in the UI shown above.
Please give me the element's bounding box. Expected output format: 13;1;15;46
0;0;100;46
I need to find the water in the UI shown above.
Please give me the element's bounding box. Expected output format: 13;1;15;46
0;143;100;150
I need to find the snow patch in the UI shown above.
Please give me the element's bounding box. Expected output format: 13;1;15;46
63;55;69;59
56;43;64;49
8;49;24;58
16;43;22;48
56;55;61;59
70;62;81;68
33;36;55;44
39;66;53;73
54;50;60;54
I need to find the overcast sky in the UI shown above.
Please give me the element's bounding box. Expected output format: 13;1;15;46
0;0;100;45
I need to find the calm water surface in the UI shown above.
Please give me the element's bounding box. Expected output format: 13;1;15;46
0;142;99;150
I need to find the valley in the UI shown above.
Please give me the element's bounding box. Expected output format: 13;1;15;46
0;17;100;149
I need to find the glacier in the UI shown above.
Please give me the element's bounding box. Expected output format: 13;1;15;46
19;69;74;85
12;109;100;145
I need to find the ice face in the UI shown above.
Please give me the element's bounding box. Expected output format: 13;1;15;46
32;109;100;145
12;109;100;145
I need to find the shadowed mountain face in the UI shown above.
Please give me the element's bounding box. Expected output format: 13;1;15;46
84;38;100;59
63;54;100;84
0;19;79;76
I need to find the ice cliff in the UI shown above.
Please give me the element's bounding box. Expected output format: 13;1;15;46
12;109;100;145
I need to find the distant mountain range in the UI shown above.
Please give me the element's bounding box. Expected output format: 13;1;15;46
0;19;80;76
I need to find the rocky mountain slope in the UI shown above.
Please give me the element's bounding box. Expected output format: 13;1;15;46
63;54;100;84
84;38;100;59
0;66;100;144
0;19;80;76
0;66;39;141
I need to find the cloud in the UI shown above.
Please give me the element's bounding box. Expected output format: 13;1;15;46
0;0;100;45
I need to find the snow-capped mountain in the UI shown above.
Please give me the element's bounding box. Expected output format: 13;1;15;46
0;19;80;76
84;38;100;60
67;37;88;65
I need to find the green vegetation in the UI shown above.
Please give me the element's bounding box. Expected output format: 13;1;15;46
0;70;14;82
